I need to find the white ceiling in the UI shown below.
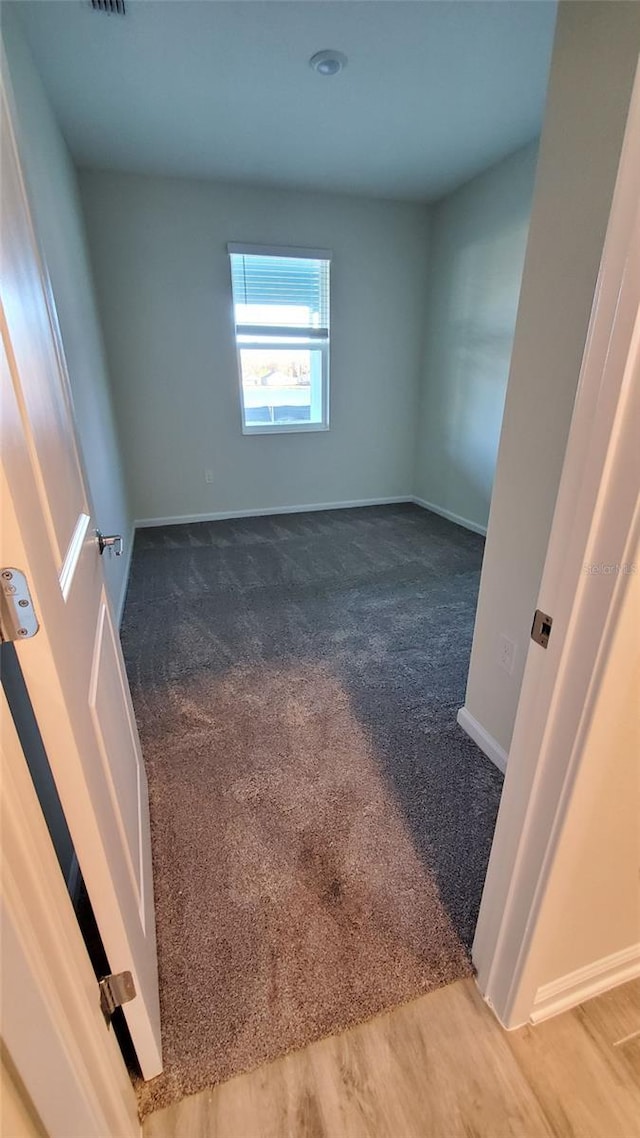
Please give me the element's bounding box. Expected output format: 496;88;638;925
14;0;556;202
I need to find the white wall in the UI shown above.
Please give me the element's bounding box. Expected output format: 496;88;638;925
414;142;538;533
2;14;130;617
463;0;640;757
78;171;430;524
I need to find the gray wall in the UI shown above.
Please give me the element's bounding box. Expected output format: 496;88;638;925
414;142;538;532
464;0;640;756
78;170;431;524
2;14;130;618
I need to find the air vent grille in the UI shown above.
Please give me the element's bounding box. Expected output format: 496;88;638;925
91;0;126;14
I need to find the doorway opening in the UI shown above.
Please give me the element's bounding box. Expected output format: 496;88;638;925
121;504;504;1112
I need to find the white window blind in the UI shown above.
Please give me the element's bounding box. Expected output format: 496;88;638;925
228;244;331;339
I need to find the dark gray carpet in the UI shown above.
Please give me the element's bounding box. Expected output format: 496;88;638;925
121;504;503;1118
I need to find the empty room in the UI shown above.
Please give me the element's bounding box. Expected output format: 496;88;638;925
2;2;639;1135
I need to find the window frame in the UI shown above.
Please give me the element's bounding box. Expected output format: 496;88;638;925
227;243;332;436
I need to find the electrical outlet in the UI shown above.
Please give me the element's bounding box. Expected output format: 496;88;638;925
204;469;214;484
498;634;516;675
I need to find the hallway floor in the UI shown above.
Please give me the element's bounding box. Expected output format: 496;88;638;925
143;977;640;1137
121;505;503;1117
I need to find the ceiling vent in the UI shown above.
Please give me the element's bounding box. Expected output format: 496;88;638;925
91;0;126;14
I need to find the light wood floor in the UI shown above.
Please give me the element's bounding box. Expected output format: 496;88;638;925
144;977;640;1138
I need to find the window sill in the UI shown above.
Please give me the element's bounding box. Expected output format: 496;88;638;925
242;423;330;436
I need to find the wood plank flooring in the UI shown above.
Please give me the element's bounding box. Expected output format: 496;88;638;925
143;977;640;1137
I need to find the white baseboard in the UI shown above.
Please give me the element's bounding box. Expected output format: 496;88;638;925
134;496;492;534
412;496;487;537
134;496;414;529
530;943;640;1024
115;523;135;627
457;706;508;774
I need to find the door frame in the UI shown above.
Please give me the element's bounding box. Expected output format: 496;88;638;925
473;56;640;1027
1;689;140;1138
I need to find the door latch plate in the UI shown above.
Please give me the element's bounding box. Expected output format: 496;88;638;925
99;970;136;1022
531;609;553;649
0;569;39;643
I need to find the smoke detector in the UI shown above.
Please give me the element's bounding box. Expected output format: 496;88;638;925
309;50;348;77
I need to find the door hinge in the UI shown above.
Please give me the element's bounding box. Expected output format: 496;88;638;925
99;970;136;1023
531;609;553;649
0;569;39;643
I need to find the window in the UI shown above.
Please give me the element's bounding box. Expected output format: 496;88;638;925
228;243;331;434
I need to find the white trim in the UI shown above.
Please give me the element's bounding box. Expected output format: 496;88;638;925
530;945;640;1024
457;707;508;774
134;496;413;529
412;496;487;537
115;523;135;627
242;421;330;436
227;242;332;261
134;496;492;532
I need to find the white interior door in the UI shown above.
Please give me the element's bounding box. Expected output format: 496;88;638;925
0;76;162;1078
1;689;140;1137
